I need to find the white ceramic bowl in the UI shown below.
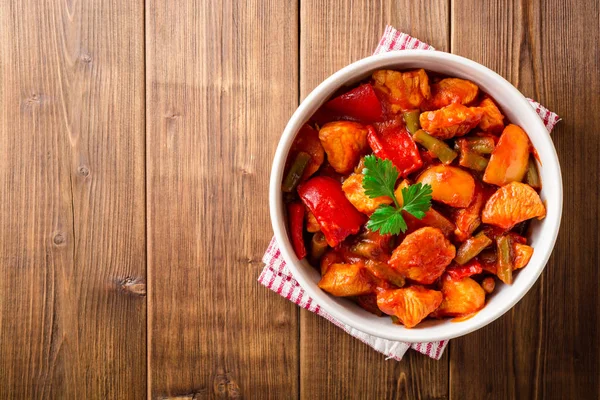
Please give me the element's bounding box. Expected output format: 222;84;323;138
269;50;562;343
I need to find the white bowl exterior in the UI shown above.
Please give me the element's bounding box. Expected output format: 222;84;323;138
269;51;563;343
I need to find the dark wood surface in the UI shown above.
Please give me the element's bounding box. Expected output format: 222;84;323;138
0;0;598;398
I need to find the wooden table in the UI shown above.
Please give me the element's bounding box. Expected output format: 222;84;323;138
1;1;598;398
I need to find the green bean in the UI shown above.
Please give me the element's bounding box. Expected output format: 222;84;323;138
413;129;458;164
390;315;401;325
454;232;493;265
310;232;328;262
403;110;421;134
496;235;513;284
525;156;542;190
281;152;311;192
466;137;495;154
459;149;489;171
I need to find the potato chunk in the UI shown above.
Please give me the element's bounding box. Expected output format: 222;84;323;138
342;173;393;215
417;165;475;208
389;227;456;284
477;97;504;134
513;243;534;269
422;78;479;110
419;103;483;139
318;262;373;297
483;124;530;186
433;275;485;317
377;286;443;328
481;182;546;230
372;69;431;113
318;121;369;174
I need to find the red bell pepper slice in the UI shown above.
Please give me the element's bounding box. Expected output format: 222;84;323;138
367;124;422;177
446;259;483;280
298;176;367;247
325;84;384;123
287;202;307;259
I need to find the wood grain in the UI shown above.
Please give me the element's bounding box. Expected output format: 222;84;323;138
299;1;450;399
0;0;146;398
145;1;300;398
450;1;600;399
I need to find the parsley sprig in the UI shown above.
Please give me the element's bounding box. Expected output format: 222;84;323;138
362;155;433;235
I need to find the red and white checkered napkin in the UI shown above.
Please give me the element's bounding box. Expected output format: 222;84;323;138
259;25;560;361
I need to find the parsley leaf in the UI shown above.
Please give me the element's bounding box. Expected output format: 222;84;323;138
401;182;433;219
361;155;432;235
362;155;401;208
367;205;407;235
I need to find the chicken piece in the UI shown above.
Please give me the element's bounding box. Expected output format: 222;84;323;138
306;209;320;232
318;121;369;174
513;243;534;269
420;103;483;139
416;165;475;208
318;262;374;297
342;173;393;215
422;78;479;110
453;186;486;241
477;97;505;134
376;286;443;328
388;227;456;284
481;182;546;230
433;275;485;317
483;124;530;186
288;124;325;180
372;69;431;113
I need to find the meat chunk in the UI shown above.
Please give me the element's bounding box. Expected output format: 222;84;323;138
477;97;504;134
422;78;479;110
372;69;431;113
318;121;369;174
513;243;534;269
453;185;486;241
342;173;393;215
377;286;443;328
388;227;456;284
318;262;373;297
420;103;483;139
481;182;546;230
433;275;485;317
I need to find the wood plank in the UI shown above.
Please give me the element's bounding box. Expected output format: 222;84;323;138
0;1;146;398
145;1;299;398
299;2;450;398
450;1;600;399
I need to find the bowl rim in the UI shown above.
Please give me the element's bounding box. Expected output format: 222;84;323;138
269;50;563;342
